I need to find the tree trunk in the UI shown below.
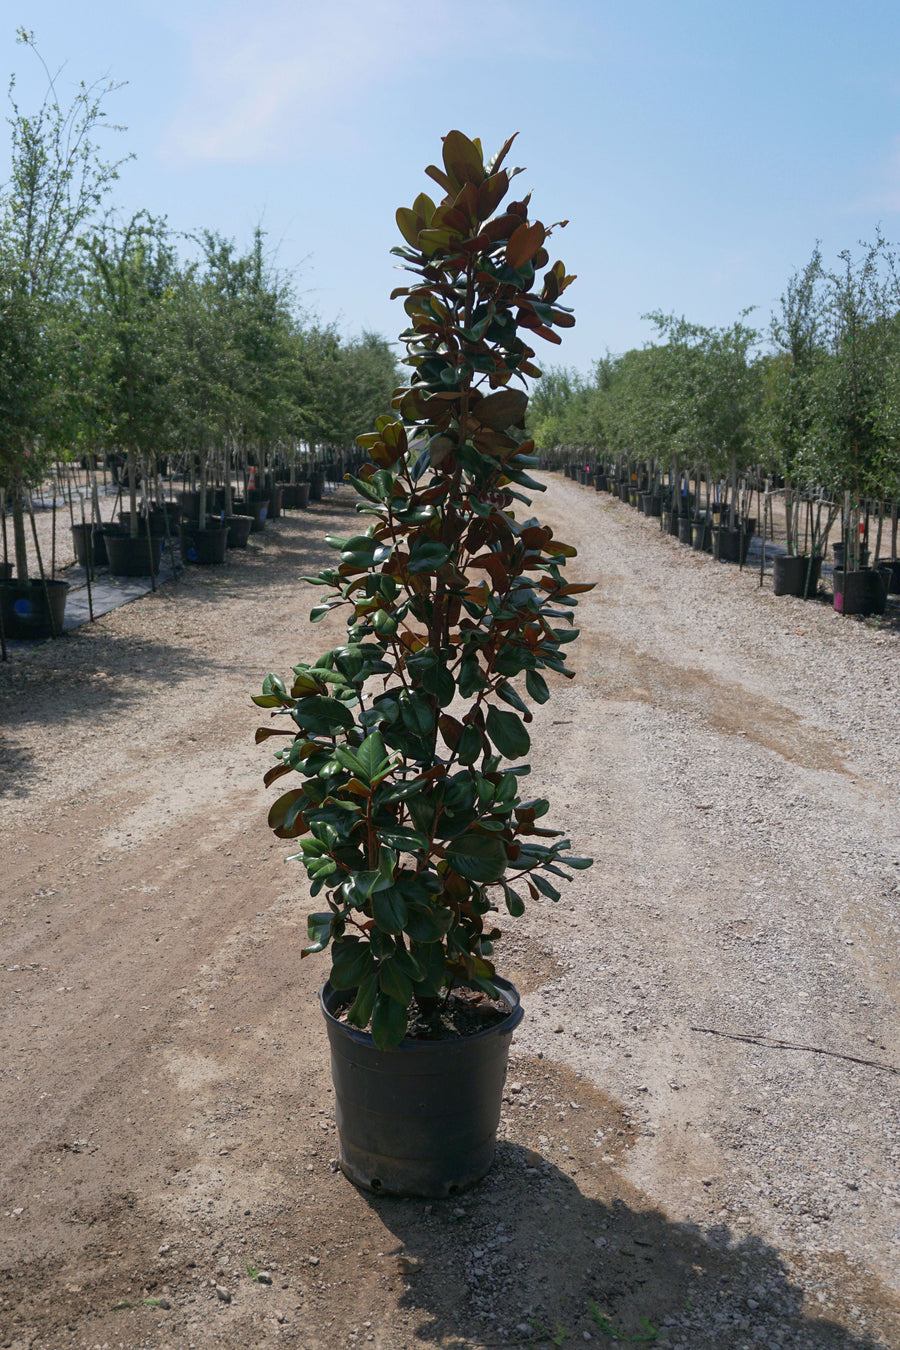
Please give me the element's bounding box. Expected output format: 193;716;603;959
12;479;29;580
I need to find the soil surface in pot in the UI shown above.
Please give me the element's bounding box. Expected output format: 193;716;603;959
1;478;899;1350
333;985;510;1040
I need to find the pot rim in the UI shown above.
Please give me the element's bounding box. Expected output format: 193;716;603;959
320;976;523;1052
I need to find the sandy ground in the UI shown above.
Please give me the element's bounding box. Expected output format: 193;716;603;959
1;476;899;1350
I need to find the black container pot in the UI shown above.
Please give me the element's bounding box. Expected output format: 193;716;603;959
178;490;202;522
833;567;887;616
120;506;179;536
677;516;693;545
321;978;523;1198
691;520;712;552
0;562;12;581
71;522;108;568
772;553;822;597
180;522;228;564
309;470;326;502
833;543;869;570
225;514;253;548
266;484;284;520
232;497;269;531
102;527;164;577
880;558;900;594
712;525;750;565
0;578;69;639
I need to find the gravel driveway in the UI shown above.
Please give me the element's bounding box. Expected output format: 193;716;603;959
0;473;898;1349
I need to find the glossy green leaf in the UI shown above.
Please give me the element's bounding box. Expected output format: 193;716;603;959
330;939;376;990
293;695;355;735
407;538;450;573
346;971;378;1028
399;692;434;738
378;959;414;1007
404;900;453;943
525;668;550;703
503;885;525;917
371;887;409;934
357;730;389;782
445;831;507;883
377;826;430;853
485;705;531;759
303;912;334;954
371;992;409;1049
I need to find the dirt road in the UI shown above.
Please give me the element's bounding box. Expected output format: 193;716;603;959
1;475;898;1349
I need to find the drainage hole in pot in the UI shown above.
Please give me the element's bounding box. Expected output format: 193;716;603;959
370;1178;382;1192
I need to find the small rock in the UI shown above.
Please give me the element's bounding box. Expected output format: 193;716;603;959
308;1256;320;1266
158;1244;171;1256
215;1284;231;1303
553;1024;564;1034
397;1256;422;1275
256;1271;273;1285
156;1297;172;1310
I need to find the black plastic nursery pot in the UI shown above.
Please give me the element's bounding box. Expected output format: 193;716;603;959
120;506;179;536
712;525;750;565
677;516;693;545
772;553;822;597
102;527;164;578
279;482;310;509
320;978;523;1198
266;485;284;520
832;543;869;571
881;558;900;594
691;520;712;552
0;579;69;639
232;497;269;531
180;522;228;565
833;567;887;616
71;522;108;568
225;514;253;548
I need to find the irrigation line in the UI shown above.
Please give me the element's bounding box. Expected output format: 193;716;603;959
691;1025;898;1076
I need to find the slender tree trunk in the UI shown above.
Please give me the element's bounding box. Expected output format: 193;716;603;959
12;479;29;581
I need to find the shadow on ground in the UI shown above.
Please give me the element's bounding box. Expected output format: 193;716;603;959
369;1144;891;1349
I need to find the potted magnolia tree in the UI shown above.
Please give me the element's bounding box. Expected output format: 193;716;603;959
255;131;592;1197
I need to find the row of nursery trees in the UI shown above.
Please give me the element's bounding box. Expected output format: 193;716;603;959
0;33;397;580
529;240;900;556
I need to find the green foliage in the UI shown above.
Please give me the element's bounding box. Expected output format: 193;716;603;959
0;30;129;575
257;132;592;1048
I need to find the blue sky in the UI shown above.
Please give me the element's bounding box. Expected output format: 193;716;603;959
3;1;900;375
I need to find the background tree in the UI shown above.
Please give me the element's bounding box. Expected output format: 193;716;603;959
0;29;128;577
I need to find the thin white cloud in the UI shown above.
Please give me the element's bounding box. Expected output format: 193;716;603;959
158;0;527;166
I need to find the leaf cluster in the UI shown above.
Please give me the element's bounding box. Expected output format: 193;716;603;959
257;132;592;1048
